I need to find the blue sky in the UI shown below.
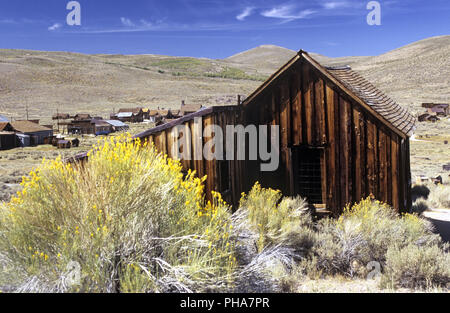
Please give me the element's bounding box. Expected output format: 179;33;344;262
0;0;448;58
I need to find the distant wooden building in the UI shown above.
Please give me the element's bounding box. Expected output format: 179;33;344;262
149;110;163;123
0;132;17;150
75;51;416;215
53;113;71;120
180;102;203;116
68;119;112;136
73;114;92;121
142;108;150;120
112;108;145;123
11;121;53;146
92;120;112;135
57;140;71;149
105;120;130;132
427;107;447;117
0;122;13;132
0;123;16;150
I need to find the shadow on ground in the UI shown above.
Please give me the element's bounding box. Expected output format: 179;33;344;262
426;217;450;243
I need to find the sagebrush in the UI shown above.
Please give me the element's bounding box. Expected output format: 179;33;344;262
0;134;235;292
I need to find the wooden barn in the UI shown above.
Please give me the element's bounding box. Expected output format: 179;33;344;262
74;50;416;215
11;121;54;146
134;51;416;215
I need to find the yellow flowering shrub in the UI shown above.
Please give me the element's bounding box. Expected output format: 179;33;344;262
239;182;312;252
0;134;235;292
312;197;443;278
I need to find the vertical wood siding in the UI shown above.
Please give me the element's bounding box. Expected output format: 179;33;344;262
138;58;411;214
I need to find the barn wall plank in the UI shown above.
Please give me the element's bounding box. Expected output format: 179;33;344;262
291;66;302;146
378;128;388;203
339;97;351;208
302;63;314;145
391;136;400;211
325;85;337;211
202;115;216;199
314;77;326;145
366;118;377;197
352;104;363;202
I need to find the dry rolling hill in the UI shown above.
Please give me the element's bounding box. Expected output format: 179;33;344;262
0;35;449;201
0;35;448;124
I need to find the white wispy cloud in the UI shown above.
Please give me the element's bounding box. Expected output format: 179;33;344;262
322;1;351;9
48;23;62;31
120;17;135;27
0;18;16;24
140;19;153;27
236;7;254;21
261;5;315;20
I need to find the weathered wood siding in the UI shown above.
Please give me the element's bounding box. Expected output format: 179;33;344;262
136;58;412;215
139;107;244;206
241;59;412;214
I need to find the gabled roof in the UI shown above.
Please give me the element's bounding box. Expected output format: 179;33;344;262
52;113;70;120
0;122;13;131
118;108;143;114
117;112;133;118
11;121;52;133
74;113;92;120
181;104;202;114
326;66;416;137
92;119;111;126
105;120;129;127
242;50;416;138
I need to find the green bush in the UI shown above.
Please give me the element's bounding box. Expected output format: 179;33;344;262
381;244;450;290
0;134;235;293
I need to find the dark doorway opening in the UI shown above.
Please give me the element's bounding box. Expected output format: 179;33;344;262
292;147;324;204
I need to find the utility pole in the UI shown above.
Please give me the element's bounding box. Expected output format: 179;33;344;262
57;108;60;134
26;104;29;121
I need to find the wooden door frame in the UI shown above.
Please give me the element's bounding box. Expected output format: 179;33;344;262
289;145;327;206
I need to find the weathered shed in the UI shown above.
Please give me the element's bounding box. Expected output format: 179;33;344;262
180;103;203;116
11;121;53;145
57;140;71;149
68;119;112;136
73;114;92;121
105;120;130;132
73;51;415;215
92;119;112;136
149;110;163;123
16;133;31;147
114;108;145;123
0;123;17;150
53;113;71;120
133;51;416;215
